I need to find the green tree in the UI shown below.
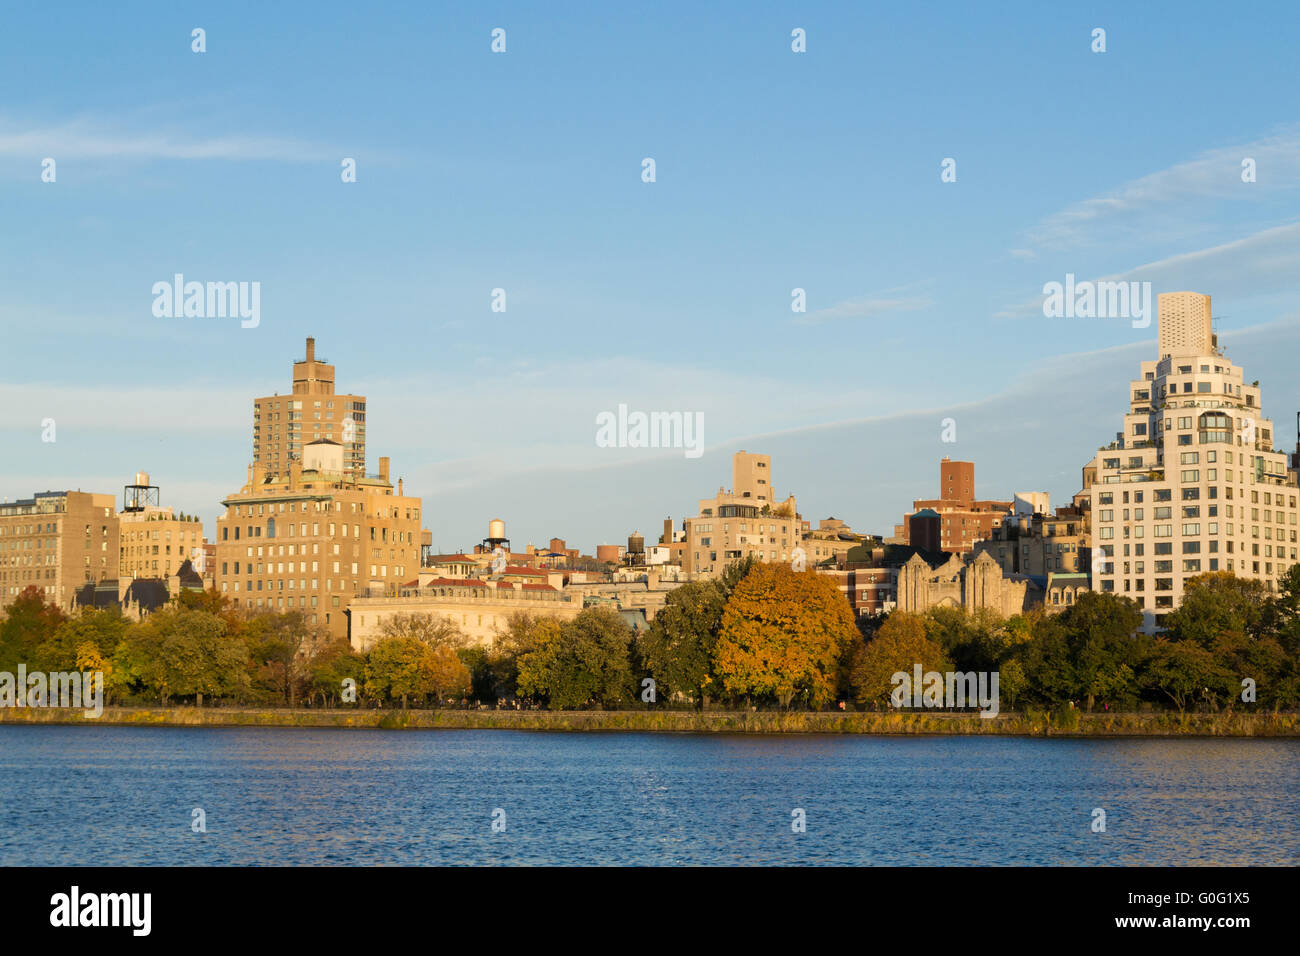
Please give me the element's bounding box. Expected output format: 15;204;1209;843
1012;617;1078;706
0;586;68;671
33;606;128;672
307;640;367;706
365;636;429;708
1164;572;1270;648
849;612;950;708
1145;640;1231;713
488;612;551;700
1271;564;1300;659
113;607;250;705
1057;592;1148;711
637;578;727;707
998;657;1028;712
516;607;636;709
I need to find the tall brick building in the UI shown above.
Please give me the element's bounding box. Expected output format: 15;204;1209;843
219;339;427;641
253;337;367;480
891;458;1012;554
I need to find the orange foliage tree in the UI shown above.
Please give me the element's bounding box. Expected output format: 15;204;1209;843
713;563;859;708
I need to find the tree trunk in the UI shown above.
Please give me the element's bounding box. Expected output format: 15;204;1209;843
196;692;203;708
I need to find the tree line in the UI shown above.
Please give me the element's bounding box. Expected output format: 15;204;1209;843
3;561;1298;711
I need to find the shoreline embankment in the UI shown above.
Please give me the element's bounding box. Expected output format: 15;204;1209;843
2;706;1297;736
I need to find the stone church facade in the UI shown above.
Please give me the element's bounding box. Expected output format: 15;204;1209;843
896;551;1038;617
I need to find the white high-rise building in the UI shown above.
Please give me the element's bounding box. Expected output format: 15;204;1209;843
1084;292;1299;632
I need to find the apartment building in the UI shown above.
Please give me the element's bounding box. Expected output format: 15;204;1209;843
119;512;205;580
891;459;1013;554
215;440;423;641
0;491;119;608
816;566;895;616
1085;292;1299;632
804;517;867;568
118;474;206;580
253;337;367;479
682;450;802;577
973;500;1089;577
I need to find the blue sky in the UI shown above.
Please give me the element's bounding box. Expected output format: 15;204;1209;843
3;1;1300;554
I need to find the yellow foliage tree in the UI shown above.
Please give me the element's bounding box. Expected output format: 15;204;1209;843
75;641;113;704
713;563;858;708
418;643;472;703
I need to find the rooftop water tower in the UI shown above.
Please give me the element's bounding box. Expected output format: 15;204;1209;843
481;518;510;554
625;531;645;567
123;471;160;513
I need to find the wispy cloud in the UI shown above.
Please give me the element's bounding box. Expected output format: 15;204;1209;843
0;115;333;162
995;220;1300;319
796;295;933;325
1020;128;1300;251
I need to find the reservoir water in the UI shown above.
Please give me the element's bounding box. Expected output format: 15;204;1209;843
2;726;1296;865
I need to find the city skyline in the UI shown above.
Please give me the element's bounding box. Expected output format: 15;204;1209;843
6;313;1300;557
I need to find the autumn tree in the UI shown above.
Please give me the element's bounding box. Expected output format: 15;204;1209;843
850;611;950;708
419;644;473;704
713;563;858;709
247;611;330;707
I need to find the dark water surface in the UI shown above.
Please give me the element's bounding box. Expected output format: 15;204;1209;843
1;726;1296;865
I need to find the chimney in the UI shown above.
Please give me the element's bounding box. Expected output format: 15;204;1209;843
379;456;390;482
398;478;404;496
289;459;302;491
305;337;315;363
663;517;673;544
